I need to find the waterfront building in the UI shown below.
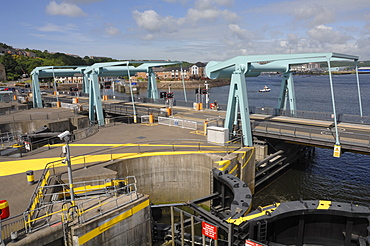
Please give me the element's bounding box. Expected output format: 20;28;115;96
132;62;206;81
290;62;321;73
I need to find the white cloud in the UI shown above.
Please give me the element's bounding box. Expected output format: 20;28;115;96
132;0;239;41
186;8;238;23
292;3;335;26
228;24;254;40
105;26;121;36
132;10;163;32
307;25;349;44
46;1;87;17
37;23;77;32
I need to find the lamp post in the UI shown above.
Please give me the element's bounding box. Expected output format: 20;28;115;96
59;131;75;206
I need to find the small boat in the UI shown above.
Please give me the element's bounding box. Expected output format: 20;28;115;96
259;85;270;92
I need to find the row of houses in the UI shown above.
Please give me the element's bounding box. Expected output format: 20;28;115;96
50;62;207;84
132;62;207;81
0;47;37;58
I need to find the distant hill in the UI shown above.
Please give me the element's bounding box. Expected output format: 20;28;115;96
1;42;370;81
0;43;117;81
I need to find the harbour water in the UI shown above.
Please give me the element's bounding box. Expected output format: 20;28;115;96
115;74;370;208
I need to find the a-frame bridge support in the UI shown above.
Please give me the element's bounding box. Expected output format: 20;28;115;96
206;53;361;151
224;65;253;146
277;72;296;114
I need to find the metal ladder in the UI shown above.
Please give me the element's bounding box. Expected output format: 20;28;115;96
63;221;73;246
257;220;268;243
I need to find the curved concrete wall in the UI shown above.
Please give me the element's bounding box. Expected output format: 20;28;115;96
107;154;215;204
106;148;255;204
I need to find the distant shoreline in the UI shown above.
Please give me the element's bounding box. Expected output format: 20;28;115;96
137;79;230;89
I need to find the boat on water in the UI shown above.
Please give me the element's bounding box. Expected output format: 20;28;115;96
259;85;271;92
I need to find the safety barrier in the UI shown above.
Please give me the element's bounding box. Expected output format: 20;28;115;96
0;131;21;150
23;177;138;234
0;215;25;244
252;120;370;152
158;116;198;130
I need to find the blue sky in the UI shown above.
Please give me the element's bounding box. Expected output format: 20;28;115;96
1;0;370;62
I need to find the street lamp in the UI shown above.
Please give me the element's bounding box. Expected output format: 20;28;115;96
58;131;75;206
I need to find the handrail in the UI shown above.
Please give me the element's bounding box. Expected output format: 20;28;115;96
24;138;238;220
44;92;370;125
23;177;138;234
252;121;370;150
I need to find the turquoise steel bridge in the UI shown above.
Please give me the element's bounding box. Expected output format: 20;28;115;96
30;61;182;125
31;53;365;157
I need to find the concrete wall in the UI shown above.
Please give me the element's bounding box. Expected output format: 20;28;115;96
105;148;255;204
106;154;214;204
70;116;89;129
0;116;89;134
8;223;64;246
72;196;152;246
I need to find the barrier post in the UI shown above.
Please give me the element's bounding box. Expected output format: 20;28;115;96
149;113;154;124
166;107;172;116
204;121;208;136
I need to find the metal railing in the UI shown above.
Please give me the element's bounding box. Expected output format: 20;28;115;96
43;91;370;125
23;177;138;234
249;106;370;125
17;136;233;220
0;110;76;123
1;125;99;157
0;215;26;245
0;131;21;149
252;121;370;151
0;177;138;244
158;116;198;130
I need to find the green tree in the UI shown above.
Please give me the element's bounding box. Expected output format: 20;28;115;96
0;54;21;80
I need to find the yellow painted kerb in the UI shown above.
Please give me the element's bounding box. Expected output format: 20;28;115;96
78;199;149;245
317;200;331;210
216;160;231;171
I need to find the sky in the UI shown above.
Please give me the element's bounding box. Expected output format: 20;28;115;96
1;0;370;62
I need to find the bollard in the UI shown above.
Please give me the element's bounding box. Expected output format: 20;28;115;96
166;107;172;116
0;200;10;219
73;98;79;103
56;101;61;108
199;102;203;110
26;170;35;185
204;121;208;136
149;113;154;124
13;94;17;100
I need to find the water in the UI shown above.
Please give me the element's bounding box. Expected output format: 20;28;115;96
111;74;370;207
